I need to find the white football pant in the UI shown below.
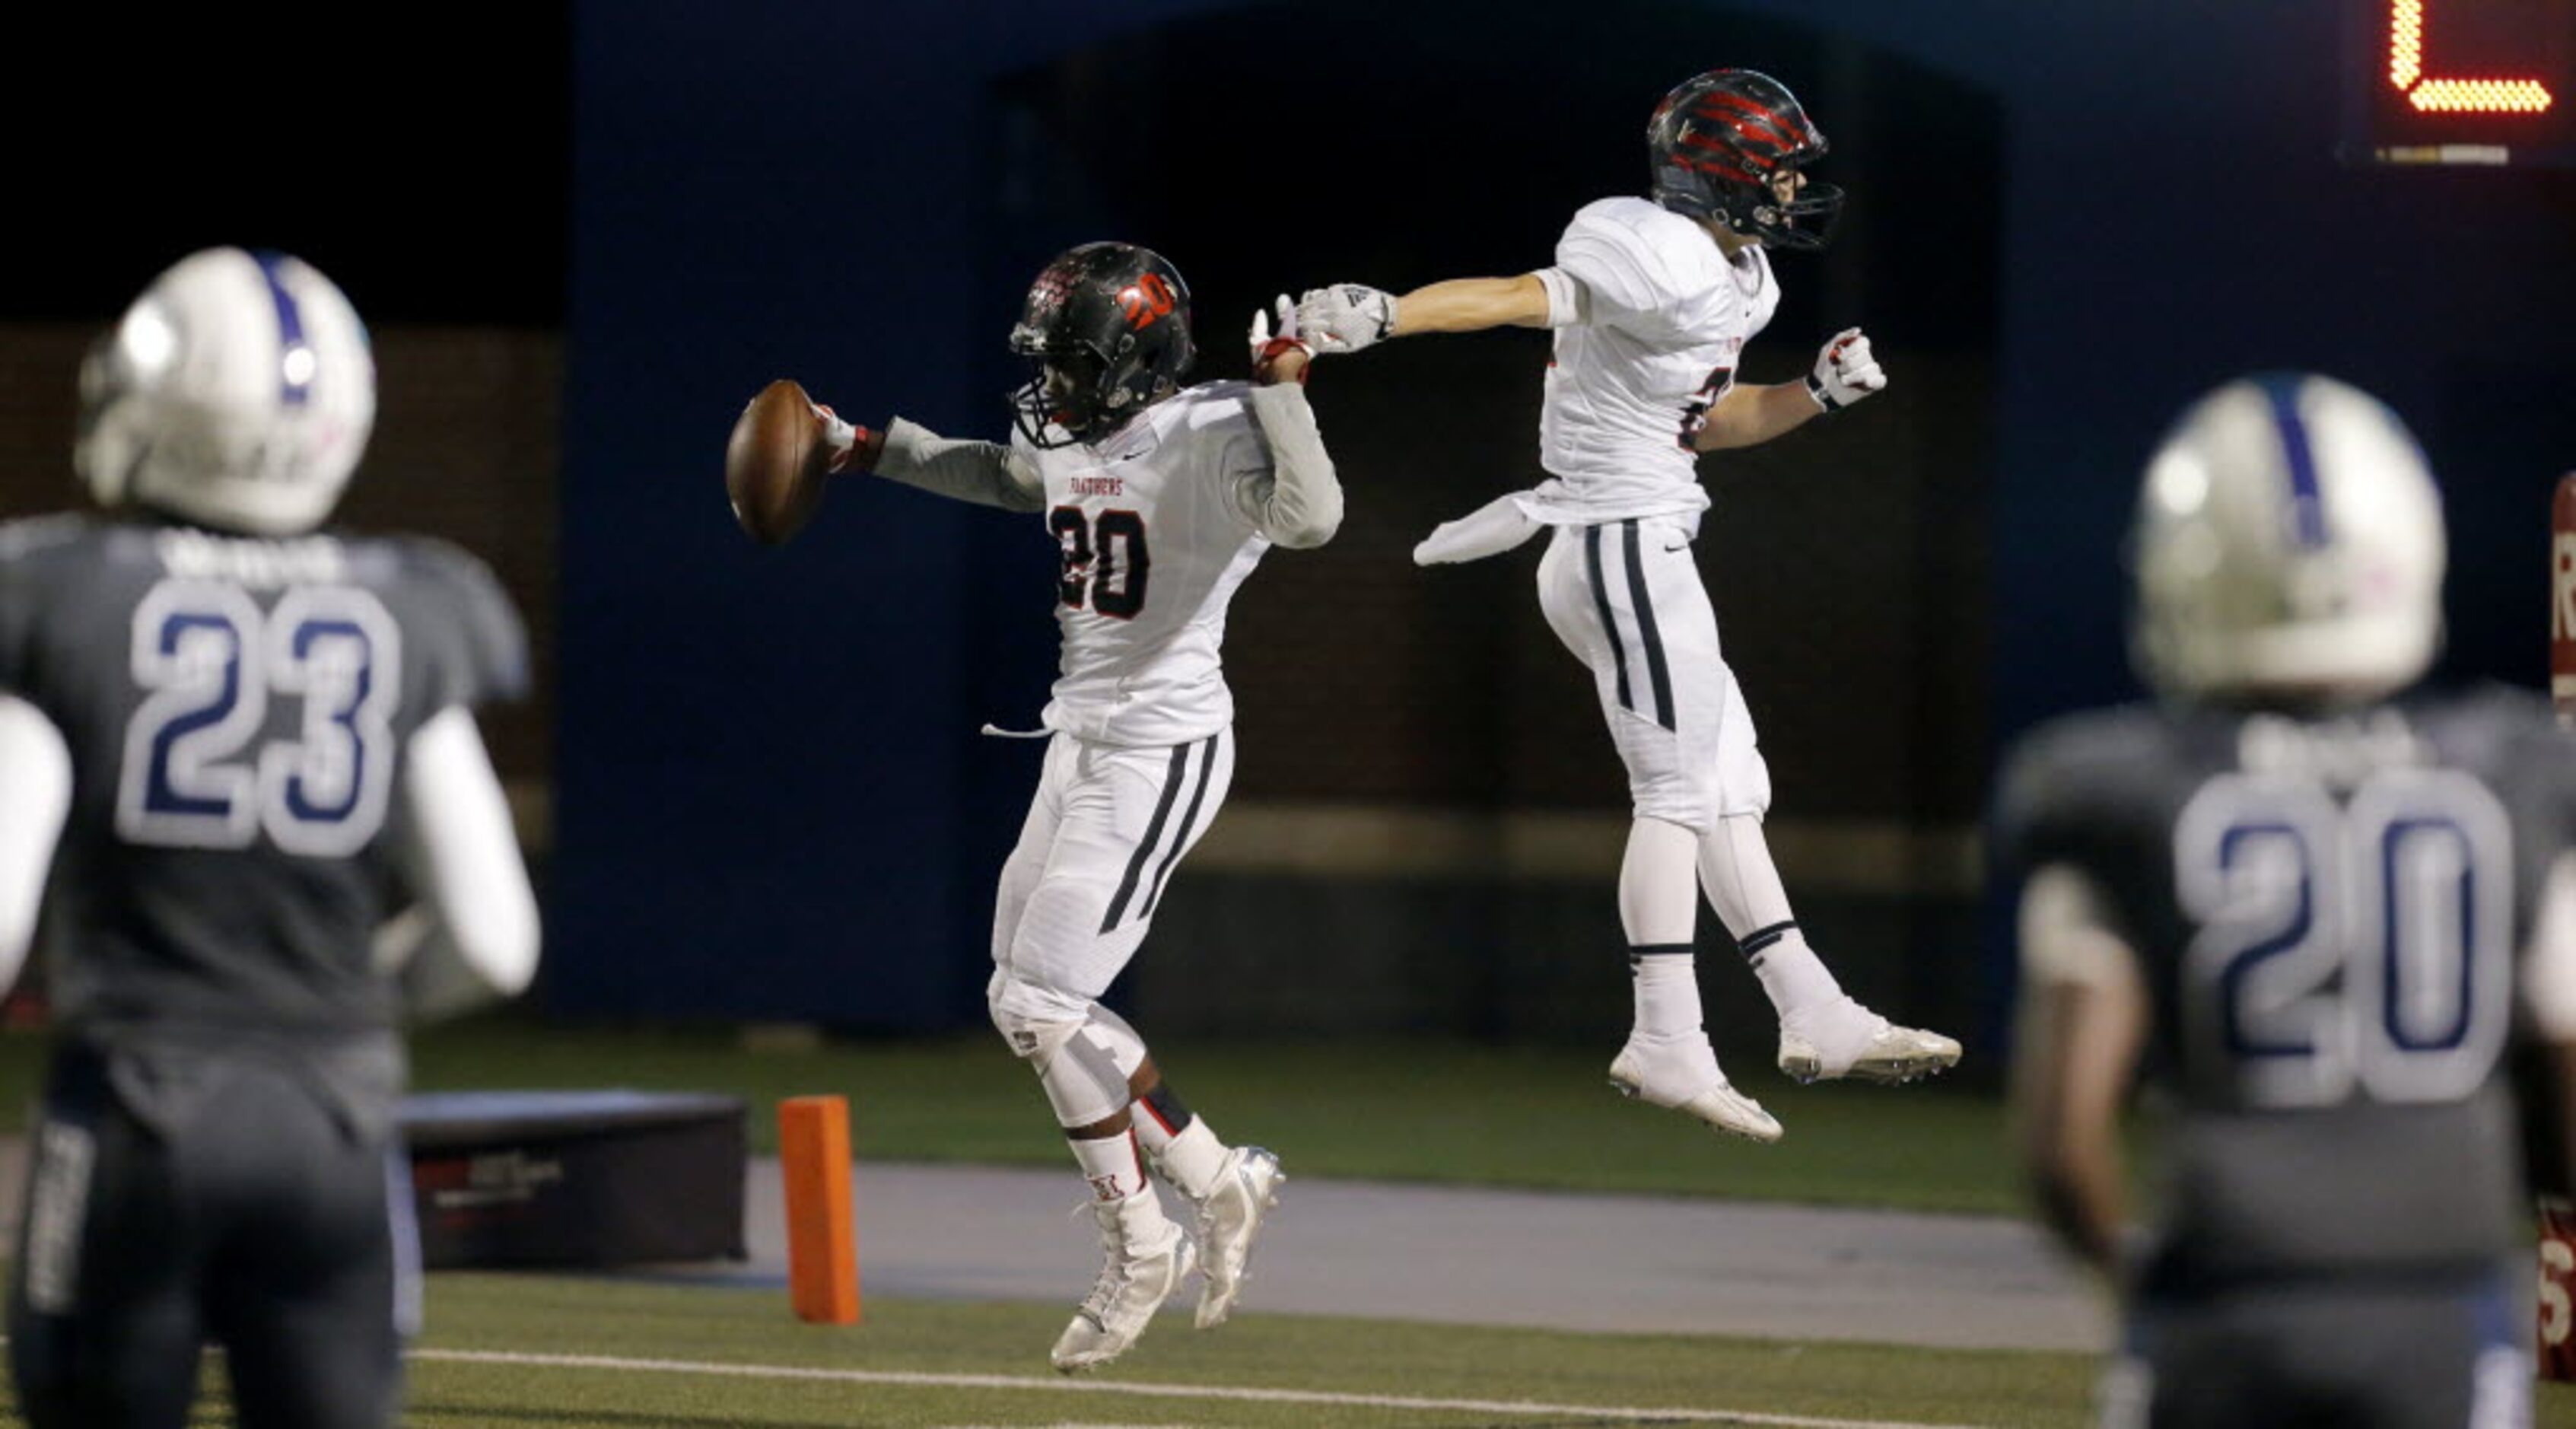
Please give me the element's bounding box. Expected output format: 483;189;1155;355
989;730;1236;1032
1535;516;1771;830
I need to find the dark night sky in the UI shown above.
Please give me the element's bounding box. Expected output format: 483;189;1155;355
9;9;570;324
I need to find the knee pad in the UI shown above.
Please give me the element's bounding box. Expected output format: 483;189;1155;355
988;975;1146;1128
988;969;1083;1063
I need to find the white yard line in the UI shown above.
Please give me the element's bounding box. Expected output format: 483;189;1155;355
409;1345;1989;1428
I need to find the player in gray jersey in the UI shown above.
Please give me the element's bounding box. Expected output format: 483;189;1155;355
1999;372;2576;1427
0;249;539;1428
809;243;1340;1371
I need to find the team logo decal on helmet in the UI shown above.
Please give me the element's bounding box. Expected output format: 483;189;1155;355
1008;242;1197;448
1648;68;1846;250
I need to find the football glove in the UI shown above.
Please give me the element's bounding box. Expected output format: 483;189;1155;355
811;401;876;474
1804;327;1885;412
1249;294;1312;384
1294;284;1398;354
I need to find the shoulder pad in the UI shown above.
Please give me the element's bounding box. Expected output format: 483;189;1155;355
1994;705;2173;861
0;514;91;566
1555;198;1722;317
392;538;530;708
1172;380;1255;436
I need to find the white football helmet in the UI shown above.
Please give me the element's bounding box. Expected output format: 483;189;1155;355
75;247;375;536
2132;373;2444;703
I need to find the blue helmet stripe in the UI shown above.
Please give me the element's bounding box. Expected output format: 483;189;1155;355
252;250;313;409
2256;373;2328;548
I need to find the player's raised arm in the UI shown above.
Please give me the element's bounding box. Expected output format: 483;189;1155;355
1294;273;1561;351
1687;327;1887;452
819;404;1046;514
724;384;1043;540
1233;298;1343;549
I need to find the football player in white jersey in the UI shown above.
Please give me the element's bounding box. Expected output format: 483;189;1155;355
812;242;1340;1371
1295;69;1957;1142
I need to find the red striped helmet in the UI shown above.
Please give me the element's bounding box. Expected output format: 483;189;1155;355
1647;69;1845;250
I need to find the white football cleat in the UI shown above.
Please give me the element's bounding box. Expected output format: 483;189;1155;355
1777;998;1962;1084
1050;1195;1197;1373
1608;1035;1783;1144
1189;1145;1283;1329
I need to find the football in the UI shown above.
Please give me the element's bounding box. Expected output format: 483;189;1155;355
724;379;832;545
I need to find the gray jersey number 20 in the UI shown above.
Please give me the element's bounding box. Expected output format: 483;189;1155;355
2174;768;2515;1109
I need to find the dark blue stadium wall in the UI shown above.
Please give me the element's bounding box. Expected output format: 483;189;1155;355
553;0;2576;1026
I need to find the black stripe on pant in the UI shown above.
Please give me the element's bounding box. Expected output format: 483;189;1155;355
1620;520;1676;730
1585;520;1675;730
1140;734;1220;920
1098;736;1216;934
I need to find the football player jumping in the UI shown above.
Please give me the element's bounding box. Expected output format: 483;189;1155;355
813;243;1338;1371
1999;374;2576;1427
1293;69;1957;1141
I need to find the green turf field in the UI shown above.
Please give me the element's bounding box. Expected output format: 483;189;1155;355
4;1020;2567;1426
4;1017;2050;1213
5;1275;2575;1427
415;1017;2159;1216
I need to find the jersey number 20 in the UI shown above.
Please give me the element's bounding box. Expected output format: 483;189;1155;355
1050;508;1150;619
116;580;402;857
2175;769;2513;1109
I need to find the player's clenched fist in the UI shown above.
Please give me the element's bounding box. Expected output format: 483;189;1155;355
810;401;876;473
1248;294;1312;385
1804;326;1884;412
1293;284;1398;354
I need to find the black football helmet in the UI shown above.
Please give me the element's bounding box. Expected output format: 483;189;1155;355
1646;69;1845;250
1007;242;1197;447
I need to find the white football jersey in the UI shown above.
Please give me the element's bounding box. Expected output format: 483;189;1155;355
1525;196;1781;526
1016;381;1277;746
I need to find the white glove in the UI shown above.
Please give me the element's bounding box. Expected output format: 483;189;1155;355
1804;327;1885;412
810;400;870;473
1294;284;1398;354
1248;294;1312;384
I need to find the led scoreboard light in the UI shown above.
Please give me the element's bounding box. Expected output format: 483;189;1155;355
2342;0;2576;167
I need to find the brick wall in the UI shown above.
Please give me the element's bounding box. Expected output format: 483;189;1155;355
0;324;561;786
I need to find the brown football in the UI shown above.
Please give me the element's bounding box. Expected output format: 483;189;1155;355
724;378;832;545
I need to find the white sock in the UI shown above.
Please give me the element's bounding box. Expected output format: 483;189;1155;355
1741;924;1843;1025
1133;1081;1228;1199
1140;1116;1227;1200
1697;813;1843;1020
1630;949;1703;1041
1620;817;1706;1039
1068;1128;1155;1204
